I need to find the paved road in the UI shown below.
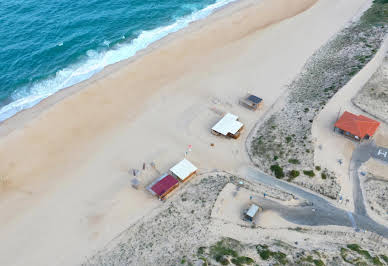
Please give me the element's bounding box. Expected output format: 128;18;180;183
242;166;388;238
350;141;388;216
350;141;374;216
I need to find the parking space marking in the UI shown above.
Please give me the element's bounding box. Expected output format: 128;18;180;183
372;146;388;164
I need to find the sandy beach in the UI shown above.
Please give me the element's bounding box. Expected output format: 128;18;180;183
0;0;374;265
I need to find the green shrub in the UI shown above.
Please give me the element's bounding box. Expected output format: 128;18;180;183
347;244;371;260
302;256;314;263
258;249;271;260
273;252;288;264
346;244;360;251
256;245;288;264
288;170;300;179
270;164;285;179
321;173;327;179
303;170;315;177
286;136;292;143
372;256;383;265
231;256;254;266
315;166;321;171
288;158;300;164
380;255;388;264
313;259;325;266
197;247;206;255
273;155;279;161
210;240;238;263
340;248;352;264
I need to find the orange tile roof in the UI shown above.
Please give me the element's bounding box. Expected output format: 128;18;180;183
334;111;380;139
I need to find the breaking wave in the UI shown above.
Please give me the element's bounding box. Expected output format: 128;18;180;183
0;0;237;122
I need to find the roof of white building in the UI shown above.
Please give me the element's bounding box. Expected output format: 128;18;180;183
170;159;198;181
211;113;243;136
246;204;260;218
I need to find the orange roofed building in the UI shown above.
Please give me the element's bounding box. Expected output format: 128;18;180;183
334;111;380;141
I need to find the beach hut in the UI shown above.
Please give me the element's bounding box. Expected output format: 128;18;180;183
211;113;244;139
334;111;380;142
239;94;263;110
170;159;198;182
147;174;179;200
244;204;260;222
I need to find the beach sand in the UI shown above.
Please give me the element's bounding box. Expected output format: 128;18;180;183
0;0;372;265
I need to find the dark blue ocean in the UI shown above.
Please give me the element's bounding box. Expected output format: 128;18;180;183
0;0;236;121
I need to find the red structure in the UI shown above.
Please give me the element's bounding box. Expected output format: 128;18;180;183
334;111;380;141
149;174;179;200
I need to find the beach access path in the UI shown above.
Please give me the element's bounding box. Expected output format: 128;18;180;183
0;0;374;265
241;165;388;237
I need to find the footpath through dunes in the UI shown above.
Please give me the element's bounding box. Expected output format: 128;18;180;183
0;0;374;265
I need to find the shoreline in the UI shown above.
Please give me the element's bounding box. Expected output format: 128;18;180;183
0;0;240;124
0;0;314;137
0;0;374;265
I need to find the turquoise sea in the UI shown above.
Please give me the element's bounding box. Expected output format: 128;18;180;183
0;0;236;121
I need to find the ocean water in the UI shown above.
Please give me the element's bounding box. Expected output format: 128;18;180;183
0;0;236;122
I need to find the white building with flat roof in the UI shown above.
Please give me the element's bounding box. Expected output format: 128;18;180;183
245;204;260;221
211;113;244;139
170;159;198;182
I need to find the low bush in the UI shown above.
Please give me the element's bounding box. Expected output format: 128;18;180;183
273;252;288;264
315;166;321;171
258;249;271;260
270;164;285;179
313;259;325;266
256;245;288;264
321;173;327;179
197;247;206;255
288;170;300;179
347;244;371;259
231;256;254;266
380;255;388;264
288;158;300;164
372;256;382;265
303;170;315;177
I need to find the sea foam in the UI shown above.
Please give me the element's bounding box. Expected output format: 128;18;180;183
0;0;237;122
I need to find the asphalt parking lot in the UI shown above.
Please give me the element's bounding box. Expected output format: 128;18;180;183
372;146;388;164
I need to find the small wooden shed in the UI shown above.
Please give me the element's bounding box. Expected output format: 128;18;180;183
244;204;260;222
239;94;263;110
147;174;179;200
